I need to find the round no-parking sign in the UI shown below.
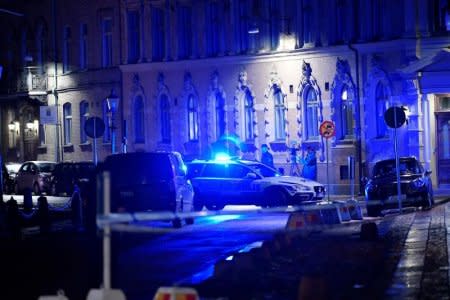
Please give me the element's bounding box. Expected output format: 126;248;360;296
319;120;336;139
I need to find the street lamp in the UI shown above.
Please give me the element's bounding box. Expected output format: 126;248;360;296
106;89;119;154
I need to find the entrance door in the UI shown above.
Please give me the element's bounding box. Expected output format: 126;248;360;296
436;112;450;185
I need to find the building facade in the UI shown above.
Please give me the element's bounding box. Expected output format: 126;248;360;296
1;0;450;194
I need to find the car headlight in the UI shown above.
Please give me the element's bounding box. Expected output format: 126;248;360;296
411;178;425;189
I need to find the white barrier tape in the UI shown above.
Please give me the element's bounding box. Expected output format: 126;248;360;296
96;201;366;228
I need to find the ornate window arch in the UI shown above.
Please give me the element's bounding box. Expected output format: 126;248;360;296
364;56;393;142
330;58;357;141
234;70;257;143
297;61;323;143
207;70;227;142
155;73;172;144
134;95;145;143
180;72;200;142
264;69;288;142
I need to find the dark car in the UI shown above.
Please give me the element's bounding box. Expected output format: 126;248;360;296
50;161;95;196
92;152;194;228
364;157;434;217
187;158;325;211
15;161;56;195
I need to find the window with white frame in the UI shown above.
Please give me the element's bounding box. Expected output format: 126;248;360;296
244;91;254;141
127;10;140;63
177;5;192;59
62;26;71;73
151;6;165;61
102;100;111;143
375;82;389;138
80;101;89;144
340;85;354;139
102;18;113;67
160;94;171;142
215;92;225;138
304;87;319;140
36;22;46;71
134;96;145;143
269;0;281;50
63;103;72;145
303;0;313;44
187;95;199;141
79;23;88;69
39;124;46;145
274;87;286;140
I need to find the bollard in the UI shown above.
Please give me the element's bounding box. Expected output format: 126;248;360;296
6;197;21;240
37;195;51;234
23;188;33;213
70;185;83;230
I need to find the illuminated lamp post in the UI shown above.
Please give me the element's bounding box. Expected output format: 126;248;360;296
106;89;119;154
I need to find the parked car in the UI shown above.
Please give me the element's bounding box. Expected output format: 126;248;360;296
186;158;326;211
3;162;21;194
15;161;56;195
50;161;95;196
364;156;433;217
94;152;194;228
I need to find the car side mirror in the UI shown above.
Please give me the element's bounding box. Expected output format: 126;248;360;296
245;172;257;179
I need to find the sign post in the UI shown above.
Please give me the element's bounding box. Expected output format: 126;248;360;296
384;106;407;214
85;117;106;165
319;120;336;203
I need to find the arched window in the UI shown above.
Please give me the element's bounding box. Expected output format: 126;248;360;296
134;96;145;143
63;103;72;145
79;101;89;144
102;100;111;143
375;82;389;138
274;87;286;140
340;85;353;139
187;95;199;141
304;87;319;140
215;92;225;138
244;91;254;141
160;95;171;142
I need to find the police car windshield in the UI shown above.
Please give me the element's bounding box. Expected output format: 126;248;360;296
247;163;279;177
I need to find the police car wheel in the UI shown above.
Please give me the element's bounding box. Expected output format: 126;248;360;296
264;188;286;207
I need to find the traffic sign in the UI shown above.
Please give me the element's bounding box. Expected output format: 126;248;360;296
85;117;105;139
384;106;406;128
319;121;336;139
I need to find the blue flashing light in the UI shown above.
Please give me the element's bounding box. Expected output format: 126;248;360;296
214;152;232;162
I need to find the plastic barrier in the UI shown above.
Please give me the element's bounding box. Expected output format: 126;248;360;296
319;204;342;225
153;287;199;300
347;200;363;220
334;201;351;222
285;212;307;230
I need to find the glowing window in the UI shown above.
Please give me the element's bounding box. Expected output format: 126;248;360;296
340;85;354;139
63;103;72;145
304;87;319;140
187;95;199;141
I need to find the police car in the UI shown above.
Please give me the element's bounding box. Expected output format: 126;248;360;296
186;155;325;211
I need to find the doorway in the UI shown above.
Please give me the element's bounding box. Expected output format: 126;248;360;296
436;112;450;186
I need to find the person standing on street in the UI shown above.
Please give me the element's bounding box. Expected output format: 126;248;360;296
260;144;275;169
301;146;317;180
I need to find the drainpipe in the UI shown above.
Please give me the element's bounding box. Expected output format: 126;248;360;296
348;43;363;194
52;0;61;162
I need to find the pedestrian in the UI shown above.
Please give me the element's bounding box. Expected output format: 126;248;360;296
260;144;274;168
288;141;302;176
301;146;317;180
